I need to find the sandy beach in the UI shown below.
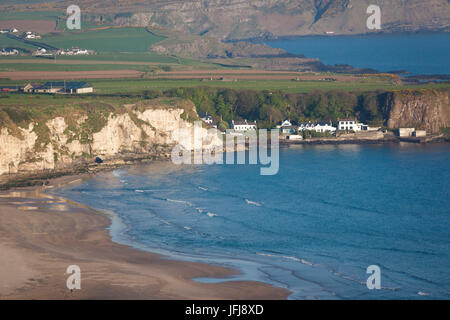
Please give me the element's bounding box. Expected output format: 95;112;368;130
0;174;289;300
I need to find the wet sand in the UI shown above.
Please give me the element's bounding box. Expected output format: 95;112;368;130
0;174;289;300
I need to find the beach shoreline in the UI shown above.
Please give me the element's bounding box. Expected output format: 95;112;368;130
0;171;290;300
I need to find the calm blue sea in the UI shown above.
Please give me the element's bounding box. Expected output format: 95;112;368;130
263;33;450;75
54;144;450;299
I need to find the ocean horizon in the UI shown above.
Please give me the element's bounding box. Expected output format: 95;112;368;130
53;143;450;300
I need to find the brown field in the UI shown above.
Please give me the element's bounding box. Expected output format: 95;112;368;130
0;68;363;82
0;20;56;33
0;59;171;66
153;71;360;82
0;70;144;80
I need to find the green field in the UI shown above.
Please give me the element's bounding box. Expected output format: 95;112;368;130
0;34;38;51
0;10;61;21
0;78;449;95
43;28;166;53
45;52;180;64
0;63;158;72
88;79;450;94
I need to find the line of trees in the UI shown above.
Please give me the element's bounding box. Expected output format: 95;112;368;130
143;87;389;129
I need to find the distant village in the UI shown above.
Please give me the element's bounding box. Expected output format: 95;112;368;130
198;112;427;139
0;27;94;57
32;47;95;57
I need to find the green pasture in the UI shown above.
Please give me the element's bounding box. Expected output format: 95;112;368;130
43;27;166;53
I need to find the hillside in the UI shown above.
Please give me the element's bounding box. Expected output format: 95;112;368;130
2;0;449;40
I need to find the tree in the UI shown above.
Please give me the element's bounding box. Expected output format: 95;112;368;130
259;104;283;128
235;90;260;119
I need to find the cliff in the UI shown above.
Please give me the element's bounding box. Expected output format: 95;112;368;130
0;98;221;176
112;0;450;40
4;1;449;40
384;90;450;133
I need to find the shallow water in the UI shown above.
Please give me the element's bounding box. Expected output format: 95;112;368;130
55;144;450;299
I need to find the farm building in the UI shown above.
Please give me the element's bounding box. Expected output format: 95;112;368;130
23;82;94;94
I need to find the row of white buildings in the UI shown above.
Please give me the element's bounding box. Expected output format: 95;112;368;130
197;114;376;134
57;48;94;55
198;113;258;132
32;47;95;57
0;48;18;56
279;119;375;134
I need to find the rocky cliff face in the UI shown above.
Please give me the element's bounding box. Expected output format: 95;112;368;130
109;0;450;40
385;90;450;133
0;100;221;176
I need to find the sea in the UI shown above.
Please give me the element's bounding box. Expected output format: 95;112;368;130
54;144;450;299
262;33;450;75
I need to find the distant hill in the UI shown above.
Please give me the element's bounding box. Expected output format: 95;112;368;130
2;0;449;40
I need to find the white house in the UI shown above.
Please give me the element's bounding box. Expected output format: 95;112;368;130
32;48;52;56
398;128;415;137
298;121;336;133
298;122;315;131
25;32;40;39
231;120;257;132
280;120;292;127
73;48;88;55
338;119;363;131
0;48;18;56
198;112;214;125
58;48;93;56
314;122;336;133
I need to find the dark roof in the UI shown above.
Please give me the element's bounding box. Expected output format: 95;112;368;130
299;121;331;126
43;82;92;90
198;112;212;119
316;121;331;126
233;120;257;125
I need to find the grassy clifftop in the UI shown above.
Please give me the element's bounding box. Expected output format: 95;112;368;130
0;95;196;148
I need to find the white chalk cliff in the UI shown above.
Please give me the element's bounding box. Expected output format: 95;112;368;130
0;102;221;176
